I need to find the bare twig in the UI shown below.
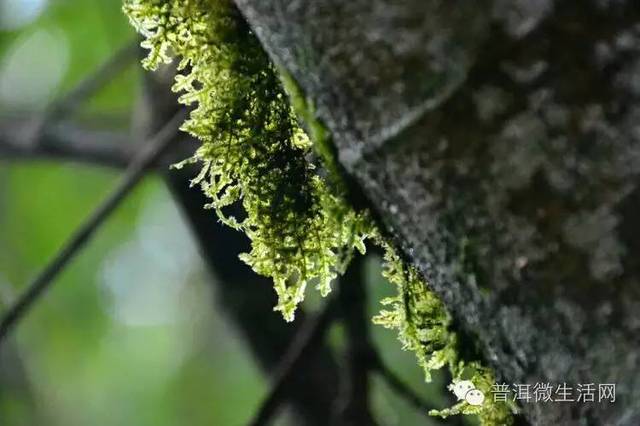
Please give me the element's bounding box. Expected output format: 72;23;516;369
369;341;465;424
334;255;447;423
167;167;342;426
0;110;186;346
0;117;134;168
2;41;144;169
41;42;138;125
247;300;336;426
370;351;443;417
334;256;378;425
16;42;139;149
0;116;197;169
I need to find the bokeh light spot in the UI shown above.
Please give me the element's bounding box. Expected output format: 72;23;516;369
0;0;48;31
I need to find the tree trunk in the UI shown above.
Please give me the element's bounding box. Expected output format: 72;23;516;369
233;1;640;424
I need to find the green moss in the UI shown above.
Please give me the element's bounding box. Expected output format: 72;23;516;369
124;0;371;321
373;242;457;382
278;69;339;182
374;241;516;425
123;1;515;424
430;363;517;424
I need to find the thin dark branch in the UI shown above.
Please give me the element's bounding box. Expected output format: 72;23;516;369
0;117;134;168
0;110;186;347
369;344;465;425
167;168;342;426
16;42;139;149
42;42;138;125
370;351;443;418
334;256;378;425
247;300;337;426
0;116;197;169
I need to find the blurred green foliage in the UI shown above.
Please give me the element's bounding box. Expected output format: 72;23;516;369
0;1;267;425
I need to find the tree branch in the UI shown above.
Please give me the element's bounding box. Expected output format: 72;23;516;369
247;300;337;426
39;42;138;128
0;116;197;169
3;42;138;161
334;256;378;425
0;117;133;168
370;352;439;417
167;167;343;426
370;351;465;425
0;110;186;347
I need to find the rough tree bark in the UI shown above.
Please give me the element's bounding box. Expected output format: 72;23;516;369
233;1;640;424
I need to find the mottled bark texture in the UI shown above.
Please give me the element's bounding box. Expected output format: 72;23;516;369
233;1;640;424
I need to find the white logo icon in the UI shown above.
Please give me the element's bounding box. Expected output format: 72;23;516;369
449;380;485;406
465;388;486;406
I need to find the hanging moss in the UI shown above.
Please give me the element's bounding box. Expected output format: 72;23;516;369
124;0;371;321
373;242;516;425
373;242;458;382
123;1;515;424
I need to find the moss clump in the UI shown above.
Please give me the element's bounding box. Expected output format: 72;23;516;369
124;1;514;424
431;363;517;425
374;242;516;425
124;0;371;321
373;243;457;382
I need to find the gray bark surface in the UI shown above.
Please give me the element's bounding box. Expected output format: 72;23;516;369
233;1;640;424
